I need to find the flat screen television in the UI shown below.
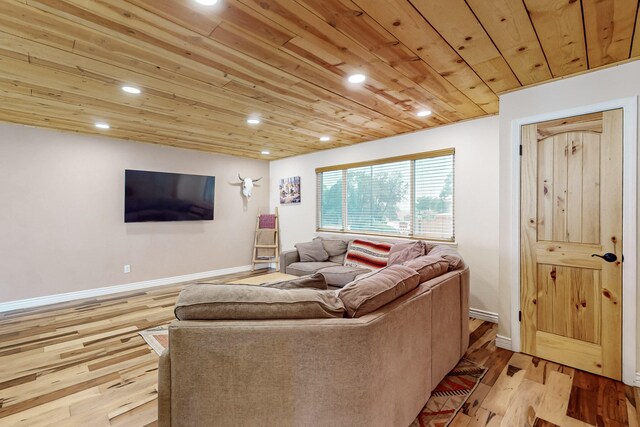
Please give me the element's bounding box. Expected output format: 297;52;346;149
124;170;215;223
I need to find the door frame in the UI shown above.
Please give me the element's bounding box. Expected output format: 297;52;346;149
509;97;638;385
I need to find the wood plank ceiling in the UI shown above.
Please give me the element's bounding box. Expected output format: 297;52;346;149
0;0;638;159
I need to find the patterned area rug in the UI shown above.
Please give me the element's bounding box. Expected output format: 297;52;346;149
140;326;484;427
139;326;168;356
411;359;487;426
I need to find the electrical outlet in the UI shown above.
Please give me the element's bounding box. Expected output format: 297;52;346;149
124;264;131;273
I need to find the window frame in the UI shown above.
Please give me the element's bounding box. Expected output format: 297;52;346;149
315;148;455;242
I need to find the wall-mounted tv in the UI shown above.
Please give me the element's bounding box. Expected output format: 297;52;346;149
125;170;215;223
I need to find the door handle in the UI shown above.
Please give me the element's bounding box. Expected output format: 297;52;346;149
591;253;617;262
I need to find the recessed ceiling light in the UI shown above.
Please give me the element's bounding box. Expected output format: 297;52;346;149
247;118;261;125
417;110;432;117
348;73;366;84
95;122;110;129
122;86;141;94
194;0;218;5
261;150;270;155
320;136;331;141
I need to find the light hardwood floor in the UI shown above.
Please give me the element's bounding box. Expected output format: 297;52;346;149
0;270;637;426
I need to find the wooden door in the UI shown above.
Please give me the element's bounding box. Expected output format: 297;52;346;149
520;109;623;380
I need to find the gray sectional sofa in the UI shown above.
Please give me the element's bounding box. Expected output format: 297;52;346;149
158;236;469;427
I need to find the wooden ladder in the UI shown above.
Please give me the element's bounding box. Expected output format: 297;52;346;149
252;207;279;271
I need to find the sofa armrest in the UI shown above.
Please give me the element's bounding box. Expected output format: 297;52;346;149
279;249;299;273
424;268;470;386
158;349;171;427
459;267;470;355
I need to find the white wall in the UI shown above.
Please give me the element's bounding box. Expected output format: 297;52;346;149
498;60;640;371
0;124;270;303
270;116;500;314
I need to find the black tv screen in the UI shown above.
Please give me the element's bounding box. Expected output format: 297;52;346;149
124;170;215;223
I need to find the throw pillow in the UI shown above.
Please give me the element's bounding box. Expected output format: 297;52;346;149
261;273;328;290
387;241;426;265
337;264;420;317
403;255;449;283
343;239;392;271
295;239;329;262
313;236;348;257
175;284;344;320
426;245;465;271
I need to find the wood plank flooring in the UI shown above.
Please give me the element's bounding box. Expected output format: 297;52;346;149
0;270;637;426
456;318;639;427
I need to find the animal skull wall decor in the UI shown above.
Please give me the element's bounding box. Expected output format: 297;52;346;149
238;174;262;199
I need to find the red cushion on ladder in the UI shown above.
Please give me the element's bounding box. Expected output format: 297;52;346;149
259;214;276;229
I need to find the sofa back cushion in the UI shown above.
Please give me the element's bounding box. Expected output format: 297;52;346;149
261;273;328;290
425;244;465;271
295;239;329;262
175;284;344;320
338;264;420;317
313;236;348;256
344;239;392;271
312;237;348;263
329;253;346;264
403;255;449;283
387;241;427;265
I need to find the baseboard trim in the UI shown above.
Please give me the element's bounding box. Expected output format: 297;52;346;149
495;335;512;351
0;264;267;313
469;308;498;323
636;372;640;387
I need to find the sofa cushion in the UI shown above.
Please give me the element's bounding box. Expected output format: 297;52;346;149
175;284;345;320
286;261;341;276
344;239;392;271
295;239;329;262
316;265;371;287
426;245;465;271
313;236;348;257
337;265;420;317
387;241;427;265
261;273;328;290
329;253;346;264
403;255;449;283
354;269;377;281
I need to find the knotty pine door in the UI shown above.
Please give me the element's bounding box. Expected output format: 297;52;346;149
520;109;623;380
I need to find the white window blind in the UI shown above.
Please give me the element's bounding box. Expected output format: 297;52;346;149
318;169;343;230
316;150;455;241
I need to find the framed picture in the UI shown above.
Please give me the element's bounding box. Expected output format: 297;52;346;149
279;176;301;204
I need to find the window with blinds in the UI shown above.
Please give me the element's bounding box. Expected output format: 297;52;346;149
316;149;455;241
